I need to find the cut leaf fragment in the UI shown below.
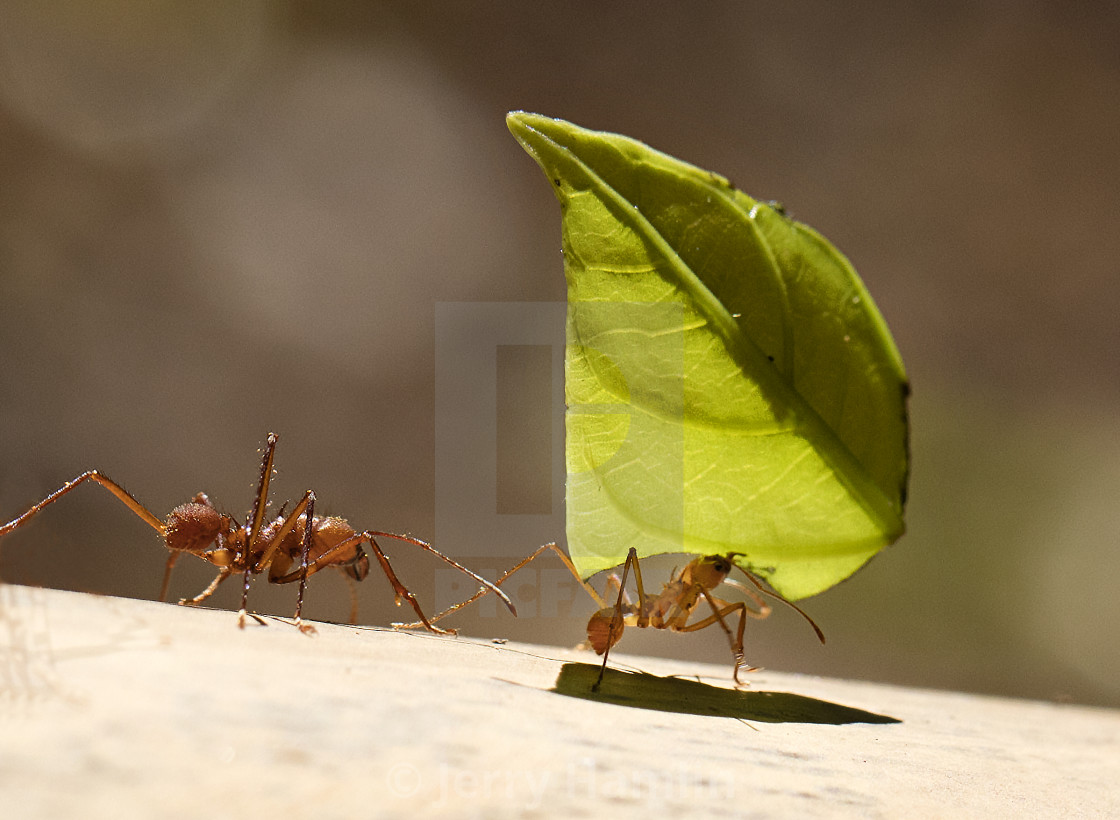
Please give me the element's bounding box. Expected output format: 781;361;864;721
508;111;909;601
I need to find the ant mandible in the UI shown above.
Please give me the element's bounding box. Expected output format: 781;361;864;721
403;543;823;689
0;432;515;634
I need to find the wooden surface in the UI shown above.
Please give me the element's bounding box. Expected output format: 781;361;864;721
1;584;1117;818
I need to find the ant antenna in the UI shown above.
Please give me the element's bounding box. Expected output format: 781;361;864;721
726;559;826;644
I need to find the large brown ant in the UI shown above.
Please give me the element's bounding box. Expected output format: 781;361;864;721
0;432;514;634
404;543;823;689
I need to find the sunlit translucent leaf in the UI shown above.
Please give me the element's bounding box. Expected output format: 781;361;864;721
508;112;909;601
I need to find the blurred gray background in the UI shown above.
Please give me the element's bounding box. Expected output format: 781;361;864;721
1;2;1117;707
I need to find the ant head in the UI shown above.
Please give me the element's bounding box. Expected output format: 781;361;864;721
165;500;234;560
683;554;734;589
341;549;370;582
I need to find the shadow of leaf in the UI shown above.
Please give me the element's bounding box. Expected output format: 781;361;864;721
551;663;900;725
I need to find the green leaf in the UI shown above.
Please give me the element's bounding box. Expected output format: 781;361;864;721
507;112;909;601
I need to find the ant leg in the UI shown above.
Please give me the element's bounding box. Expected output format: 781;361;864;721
0;471;166;540
628;548;649;623
676;592;769;685
291;492;316;635
270;528;521;629
341;572;360;625
215;430;281;630
0;470;174;595
179;567;266;625
392;542;603;628
360;536;455;636
265;530;372;625
180;566;234;606
245;432;279;547
364;531;517;619
671;595;751;683
236;560;253;630
159;552;181;602
593;547;642;692
718;577;772;619
600;572;632;607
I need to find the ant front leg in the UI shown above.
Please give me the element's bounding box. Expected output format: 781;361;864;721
179;566;234;606
177;567;268;625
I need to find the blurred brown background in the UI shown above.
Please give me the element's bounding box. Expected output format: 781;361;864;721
1;2;1117;707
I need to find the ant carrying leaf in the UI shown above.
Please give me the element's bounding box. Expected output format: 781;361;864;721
0;432;514;634
400;543;824;690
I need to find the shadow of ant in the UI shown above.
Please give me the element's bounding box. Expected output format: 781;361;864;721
550;663;901;725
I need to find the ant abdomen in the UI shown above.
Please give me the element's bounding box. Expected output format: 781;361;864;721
586;606;625;656
164;500;231;560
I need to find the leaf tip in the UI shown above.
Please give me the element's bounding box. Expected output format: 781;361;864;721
506;110;548;140
506;111;550;161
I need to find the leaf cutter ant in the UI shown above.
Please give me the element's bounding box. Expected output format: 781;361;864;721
404;543;823;689
0;432;515;634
